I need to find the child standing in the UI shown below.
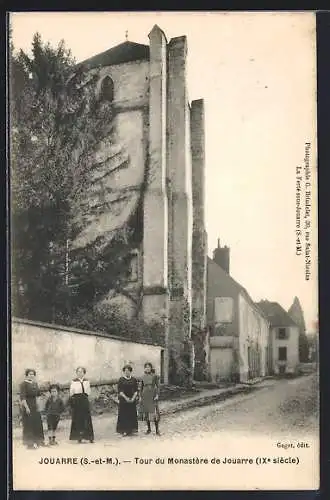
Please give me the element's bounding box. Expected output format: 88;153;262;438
45;384;65;445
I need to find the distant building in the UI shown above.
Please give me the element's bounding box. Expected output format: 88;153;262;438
256;300;300;375
207;241;270;383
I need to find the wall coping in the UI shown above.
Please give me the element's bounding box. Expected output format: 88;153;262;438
12;317;164;348
13;378;122;393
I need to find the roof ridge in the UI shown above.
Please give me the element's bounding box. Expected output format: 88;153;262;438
207;257;269;321
77;40;150;70
256;300;299;327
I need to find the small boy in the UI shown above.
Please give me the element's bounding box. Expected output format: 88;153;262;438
45;384;65;445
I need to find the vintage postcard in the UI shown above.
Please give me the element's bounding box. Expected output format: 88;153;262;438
9;11;319;491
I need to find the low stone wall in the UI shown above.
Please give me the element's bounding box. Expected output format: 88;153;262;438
11;318;165;424
12;318;164;388
298;362;318;374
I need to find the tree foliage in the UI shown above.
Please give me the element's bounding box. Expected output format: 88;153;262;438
288;296;306;333
288;297;309;363
10;33;141;325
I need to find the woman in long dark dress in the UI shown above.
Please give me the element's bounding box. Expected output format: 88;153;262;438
69;367;94;443
116;365;138;436
139;362;161;435
19;369;45;449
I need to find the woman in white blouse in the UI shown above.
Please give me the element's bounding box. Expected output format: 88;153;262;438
69;367;94;443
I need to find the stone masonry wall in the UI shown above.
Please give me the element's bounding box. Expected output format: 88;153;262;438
12;319;163;390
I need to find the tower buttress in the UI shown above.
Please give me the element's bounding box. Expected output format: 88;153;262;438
142;25;169;383
167;35;194;384
191;99;207;330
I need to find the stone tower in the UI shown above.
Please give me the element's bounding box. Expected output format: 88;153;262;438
76;25;207;385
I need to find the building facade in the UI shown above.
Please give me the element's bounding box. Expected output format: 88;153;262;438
72;26;208;384
257;301;300;375
207;242;270;383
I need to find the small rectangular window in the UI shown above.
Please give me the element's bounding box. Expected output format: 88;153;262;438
214;297;234;323
277;328;288;339
278;346;287;361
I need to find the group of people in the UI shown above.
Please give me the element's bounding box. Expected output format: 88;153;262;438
19;362;161;449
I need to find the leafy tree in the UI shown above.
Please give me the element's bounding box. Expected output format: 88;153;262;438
10;33;142;325
288;297;309;362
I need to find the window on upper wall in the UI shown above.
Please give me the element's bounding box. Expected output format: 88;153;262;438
214;297;234;324
278;346;287;361
99;75;114;102
277;327;288;340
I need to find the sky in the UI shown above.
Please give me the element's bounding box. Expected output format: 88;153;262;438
10;11;318;332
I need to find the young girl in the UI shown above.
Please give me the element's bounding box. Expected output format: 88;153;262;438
69;367;94;443
19;369;45;449
45;384;65;445
116;364;139;436
139;362;161;436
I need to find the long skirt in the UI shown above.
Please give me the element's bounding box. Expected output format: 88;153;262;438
69;394;94;441
116;400;138;435
22;409;44;447
138;387;160;422
138;403;160;422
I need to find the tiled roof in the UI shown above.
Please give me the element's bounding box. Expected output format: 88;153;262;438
207;257;269;322
256;300;298;328
76;41;150;70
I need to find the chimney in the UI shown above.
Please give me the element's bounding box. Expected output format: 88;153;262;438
213;240;230;274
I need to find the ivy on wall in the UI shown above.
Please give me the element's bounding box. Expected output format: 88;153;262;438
191;324;209;381
10;32;151;337
167;296;194;386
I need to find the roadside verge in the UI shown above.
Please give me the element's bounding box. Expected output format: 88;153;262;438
158;379;275;416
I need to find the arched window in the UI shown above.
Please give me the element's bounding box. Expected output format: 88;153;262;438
99;75;114;102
